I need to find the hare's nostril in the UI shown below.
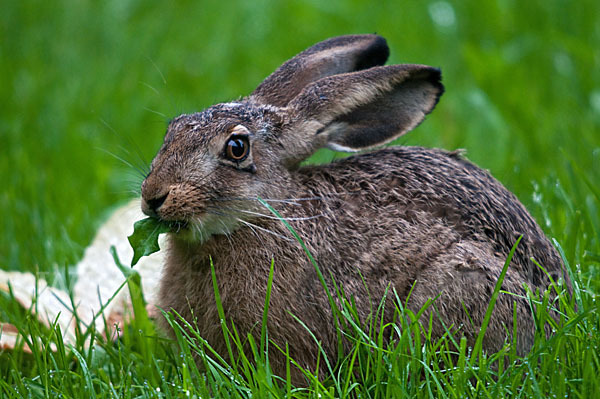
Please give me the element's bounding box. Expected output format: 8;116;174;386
147;193;168;212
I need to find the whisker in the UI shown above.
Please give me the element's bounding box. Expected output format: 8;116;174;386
100;117;150;176
236;219;294;242
208;196;328;206
203;209;230;218
96;147;148;179
205;205;323;221
116;144;151;176
237;218;265;246
147;56;167;85
144;107;168;119
259;197;327;205
141;82;160;95
106;188;143;197
217;220;235;251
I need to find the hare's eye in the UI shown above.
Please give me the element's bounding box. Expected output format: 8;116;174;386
225;135;249;161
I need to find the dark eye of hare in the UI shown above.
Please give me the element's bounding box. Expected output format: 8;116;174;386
225;135;249;161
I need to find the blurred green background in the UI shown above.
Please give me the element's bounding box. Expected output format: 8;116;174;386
1;0;599;278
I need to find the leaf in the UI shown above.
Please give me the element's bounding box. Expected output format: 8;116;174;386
127;218;170;266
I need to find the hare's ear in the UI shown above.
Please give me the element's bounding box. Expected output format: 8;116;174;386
251;34;389;107
288;64;443;154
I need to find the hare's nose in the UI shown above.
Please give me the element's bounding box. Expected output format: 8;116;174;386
142;192;168;217
147;193;168;211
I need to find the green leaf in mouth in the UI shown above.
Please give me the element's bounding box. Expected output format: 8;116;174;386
127;217;171;266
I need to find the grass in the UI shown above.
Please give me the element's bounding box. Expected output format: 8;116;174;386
1;0;599;397
0;236;595;397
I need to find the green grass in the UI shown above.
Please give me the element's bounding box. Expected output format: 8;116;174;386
1;0;599;397
0;236;595;397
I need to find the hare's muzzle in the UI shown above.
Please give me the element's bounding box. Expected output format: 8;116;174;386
141;176;171;219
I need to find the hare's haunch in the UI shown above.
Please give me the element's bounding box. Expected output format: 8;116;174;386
141;35;569;383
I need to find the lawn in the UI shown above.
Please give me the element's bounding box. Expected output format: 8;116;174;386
1;0;599;397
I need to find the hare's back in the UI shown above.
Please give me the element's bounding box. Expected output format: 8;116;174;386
298;146;564;288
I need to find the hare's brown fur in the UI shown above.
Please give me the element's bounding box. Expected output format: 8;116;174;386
142;35;569;384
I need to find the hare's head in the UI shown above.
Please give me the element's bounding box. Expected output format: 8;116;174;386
141;35;444;241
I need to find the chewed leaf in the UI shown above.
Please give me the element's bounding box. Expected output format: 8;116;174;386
127;218;170;266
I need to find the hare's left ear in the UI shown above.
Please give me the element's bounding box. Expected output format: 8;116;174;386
287;64;443;154
252;34;389;107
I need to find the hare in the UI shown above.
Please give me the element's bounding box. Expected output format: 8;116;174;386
140;34;569;383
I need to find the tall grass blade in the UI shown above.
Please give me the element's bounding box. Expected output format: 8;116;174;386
471;235;522;364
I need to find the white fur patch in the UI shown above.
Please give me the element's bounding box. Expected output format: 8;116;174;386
231;124;251;135
326;141;360;153
222;102;242;108
183;212;241;244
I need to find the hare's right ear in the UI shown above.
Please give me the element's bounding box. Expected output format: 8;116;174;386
280;64;444;163
252;34;389;107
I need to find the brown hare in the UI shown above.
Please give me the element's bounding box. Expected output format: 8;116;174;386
140;34;569;384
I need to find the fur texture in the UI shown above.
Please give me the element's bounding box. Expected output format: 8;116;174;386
141;35;569;385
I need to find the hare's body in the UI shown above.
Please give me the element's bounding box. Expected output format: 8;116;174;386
159;146;560;375
142;35;569;383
